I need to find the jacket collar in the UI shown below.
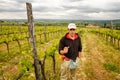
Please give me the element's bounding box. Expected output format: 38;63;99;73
65;33;78;40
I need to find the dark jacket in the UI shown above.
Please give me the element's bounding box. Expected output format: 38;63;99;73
59;33;82;61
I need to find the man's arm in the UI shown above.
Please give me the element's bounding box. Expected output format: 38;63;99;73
59;37;69;55
78;36;82;58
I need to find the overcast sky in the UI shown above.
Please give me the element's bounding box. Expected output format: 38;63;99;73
0;0;120;20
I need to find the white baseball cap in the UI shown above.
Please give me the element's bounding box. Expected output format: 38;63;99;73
68;23;76;29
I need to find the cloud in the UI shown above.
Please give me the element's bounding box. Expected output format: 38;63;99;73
0;0;120;20
0;0;26;12
62;0;120;13
15;0;34;3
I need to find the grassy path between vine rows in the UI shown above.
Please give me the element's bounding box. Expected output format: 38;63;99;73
76;32;120;80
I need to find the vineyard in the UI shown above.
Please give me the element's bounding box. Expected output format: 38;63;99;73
0;23;120;80
0;4;120;79
0;1;120;80
0;24;67;79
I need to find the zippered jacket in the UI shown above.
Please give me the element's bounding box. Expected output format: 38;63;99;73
59;33;82;61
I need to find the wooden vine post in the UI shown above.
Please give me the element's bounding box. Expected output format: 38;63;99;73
44;23;47;41
26;2;41;80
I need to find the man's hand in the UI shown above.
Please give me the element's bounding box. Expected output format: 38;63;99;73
63;46;69;53
78;52;82;58
60;46;69;54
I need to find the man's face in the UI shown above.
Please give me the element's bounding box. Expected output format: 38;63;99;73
68;28;76;37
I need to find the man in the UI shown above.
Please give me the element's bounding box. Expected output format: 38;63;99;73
59;23;82;80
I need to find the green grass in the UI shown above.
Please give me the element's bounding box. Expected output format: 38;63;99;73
103;63;120;73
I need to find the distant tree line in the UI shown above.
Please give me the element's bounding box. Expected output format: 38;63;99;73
0;20;87;28
103;23;120;30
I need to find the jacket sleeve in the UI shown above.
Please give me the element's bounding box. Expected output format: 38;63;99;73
78;37;82;52
59;37;65;55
